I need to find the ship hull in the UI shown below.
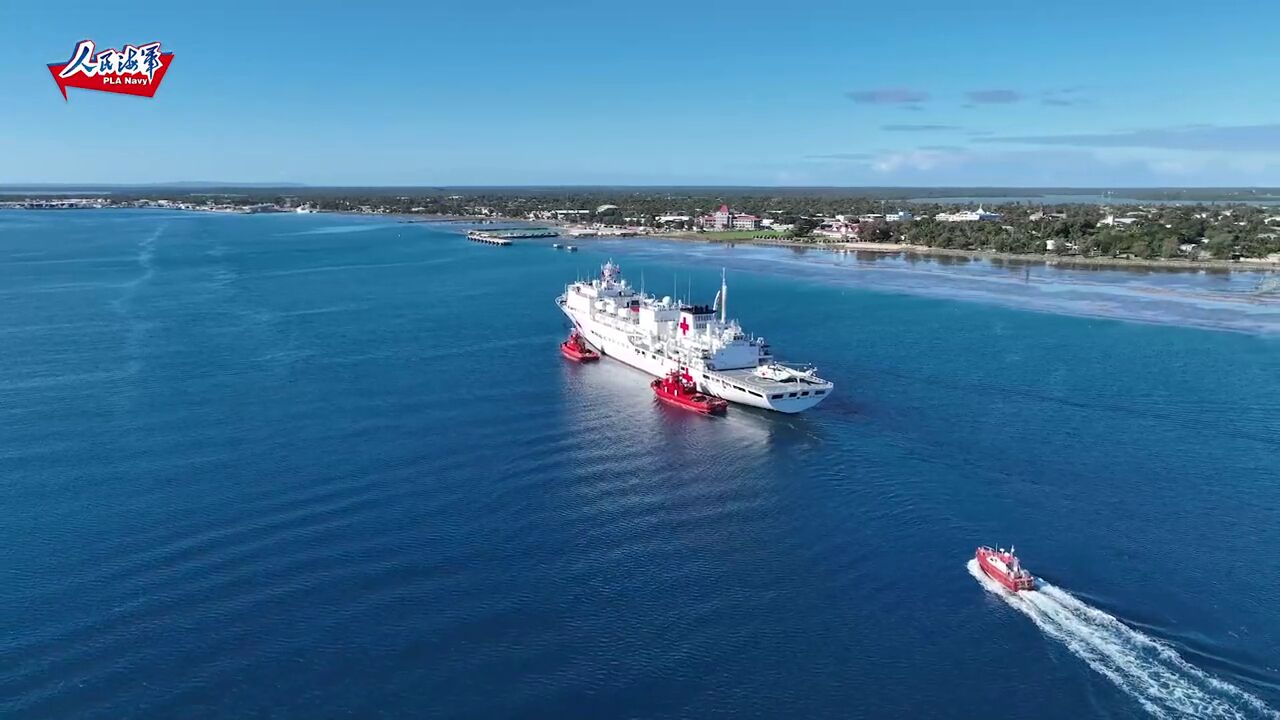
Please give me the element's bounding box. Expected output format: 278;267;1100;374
561;304;828;413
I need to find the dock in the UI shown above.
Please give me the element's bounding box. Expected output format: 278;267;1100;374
475;227;561;239
466;231;513;246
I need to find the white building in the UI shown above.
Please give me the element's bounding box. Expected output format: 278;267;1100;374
1029;210;1066;221
936;207;1001;222
1098;214;1140;227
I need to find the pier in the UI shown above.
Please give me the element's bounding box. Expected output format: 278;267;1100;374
474;227;561;239
466;231;513;246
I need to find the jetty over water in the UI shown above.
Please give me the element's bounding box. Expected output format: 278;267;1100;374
474;227;560;239
466;230;513;245
466;226;560;246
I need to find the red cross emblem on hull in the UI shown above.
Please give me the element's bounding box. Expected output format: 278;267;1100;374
679;317;690;335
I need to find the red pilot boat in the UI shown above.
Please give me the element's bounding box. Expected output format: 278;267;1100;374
651;370;728;414
976;545;1035;592
560;330;600;362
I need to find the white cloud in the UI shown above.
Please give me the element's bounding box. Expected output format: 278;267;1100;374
871;150;967;173
793;147;1280;186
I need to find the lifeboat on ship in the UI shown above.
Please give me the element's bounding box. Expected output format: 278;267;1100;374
976;545;1035;592
651;370;727;415
560;330;600;362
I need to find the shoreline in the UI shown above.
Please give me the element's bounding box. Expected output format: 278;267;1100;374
222;210;1280;273
8;206;1278;273
648;233;1280;273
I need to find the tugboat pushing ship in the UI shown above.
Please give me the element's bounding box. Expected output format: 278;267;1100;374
556;262;833;413
651;370;728;414
559;330;600;363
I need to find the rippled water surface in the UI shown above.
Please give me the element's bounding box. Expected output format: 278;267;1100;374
2;210;1277;719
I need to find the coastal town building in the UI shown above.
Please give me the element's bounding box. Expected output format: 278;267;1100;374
656;214;692;224
1029;210;1067;221
7;197;109;209
936;207;1002;222
814;221;857;239
1179;242;1208;259
856;211;912;222
1098;214;1141;227
701;204;761;231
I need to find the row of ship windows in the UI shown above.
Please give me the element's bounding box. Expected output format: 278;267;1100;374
702;374;764;399
769;389;827;400
623;344;658;361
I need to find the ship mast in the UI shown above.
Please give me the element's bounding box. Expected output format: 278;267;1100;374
720;268;727;323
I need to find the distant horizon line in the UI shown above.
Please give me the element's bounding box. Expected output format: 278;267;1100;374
4;183;1280;191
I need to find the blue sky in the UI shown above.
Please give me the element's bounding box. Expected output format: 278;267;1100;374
4;0;1280;186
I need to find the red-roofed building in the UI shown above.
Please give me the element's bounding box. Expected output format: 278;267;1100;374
701;204;761;231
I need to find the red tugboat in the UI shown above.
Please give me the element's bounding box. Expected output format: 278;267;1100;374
976;546;1035;592
560;330;600;362
651;370;728;415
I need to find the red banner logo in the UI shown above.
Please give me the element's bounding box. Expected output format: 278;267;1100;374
48;40;174;100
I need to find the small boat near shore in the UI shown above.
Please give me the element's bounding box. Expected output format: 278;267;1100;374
560;330;600;362
651;370;727;414
975;545;1035;592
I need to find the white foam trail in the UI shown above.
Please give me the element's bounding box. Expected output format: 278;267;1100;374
967;559;1276;719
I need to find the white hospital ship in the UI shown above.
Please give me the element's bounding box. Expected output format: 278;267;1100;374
556;262;833;413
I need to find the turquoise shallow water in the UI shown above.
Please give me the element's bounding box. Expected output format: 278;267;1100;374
1;210;1277;718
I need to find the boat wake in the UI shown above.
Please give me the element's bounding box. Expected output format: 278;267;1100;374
967;559;1276;719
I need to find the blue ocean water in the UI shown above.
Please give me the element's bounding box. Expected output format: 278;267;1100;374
1;210;1277;719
